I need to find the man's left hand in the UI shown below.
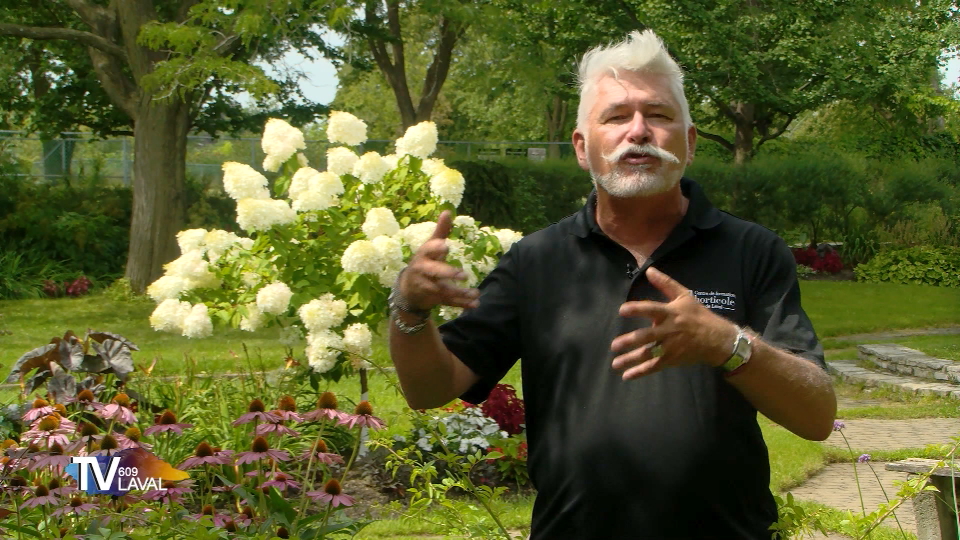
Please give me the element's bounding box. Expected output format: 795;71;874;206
611;267;738;380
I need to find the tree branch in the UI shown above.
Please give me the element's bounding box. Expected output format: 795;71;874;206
696;128;734;152
756;114;795;147
0;23;125;60
63;0;113;30
416;16;464;121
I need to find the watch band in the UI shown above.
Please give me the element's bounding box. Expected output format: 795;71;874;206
388;269;431;335
721;326;753;377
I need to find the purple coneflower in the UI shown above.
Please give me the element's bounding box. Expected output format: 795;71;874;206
307;478;355;508
254;422;301;438
232;399;280;427
298;439;344;465
20;484;58;509
22;398;55;423
30;442;72;472
2;475;31;495
66;388;104;412
98;393;137;424
235;437;290;466
192;504;232;526
179;442;234;469
46;478;76;498
144;410;194;435
21;414;72;449
235;505;256;527
116;427;152;451
337;401;386;430
271;395;303;423
51;496;96;517
142;480;193;504
301;392;345;422
67;422;103;453
90;434;121;456
261;471;301;493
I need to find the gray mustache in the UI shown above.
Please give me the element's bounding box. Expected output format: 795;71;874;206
602;144;680;165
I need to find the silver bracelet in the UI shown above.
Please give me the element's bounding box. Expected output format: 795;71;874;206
391;312;429;335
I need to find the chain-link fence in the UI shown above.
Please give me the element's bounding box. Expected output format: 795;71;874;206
0;131;576;187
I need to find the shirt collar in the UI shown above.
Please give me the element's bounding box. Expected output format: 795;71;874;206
571;177;723;239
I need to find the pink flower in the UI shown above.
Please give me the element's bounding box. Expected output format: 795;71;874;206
19;485;58;509
99;403;136;425
300;391;345;423
22;399;55;423
232;399;280;427
179;442;233;469
306;479;354;508
144;410;193;436
235;437;290;466
337;401;385;430
254;422;300;437
21;415;72;449
30;442;71;472
142;480;193;504
51;496;97;517
261;471;301;493
298;439;343;465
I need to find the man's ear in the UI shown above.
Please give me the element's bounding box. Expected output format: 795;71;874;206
573;129;589;171
686;124;697;165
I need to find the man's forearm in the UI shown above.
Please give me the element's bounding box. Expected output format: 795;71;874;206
388;314;478;410
726;338;837;441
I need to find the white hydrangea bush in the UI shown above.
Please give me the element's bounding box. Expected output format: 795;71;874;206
146;113;523;379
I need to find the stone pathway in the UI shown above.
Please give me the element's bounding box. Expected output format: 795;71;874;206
827;326;960;344
824;418;960;451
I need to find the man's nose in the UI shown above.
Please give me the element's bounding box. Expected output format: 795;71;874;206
625;113;652;145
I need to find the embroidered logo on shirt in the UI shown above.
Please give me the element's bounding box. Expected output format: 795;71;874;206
692;291;737;312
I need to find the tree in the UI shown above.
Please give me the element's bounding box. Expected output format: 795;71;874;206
615;0;960;164
0;1;340;291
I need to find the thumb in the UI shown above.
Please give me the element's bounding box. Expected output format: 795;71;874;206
646;267;690;301
431;210;454;240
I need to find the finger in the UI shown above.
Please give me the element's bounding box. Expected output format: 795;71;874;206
619;300;671;322
418;237;451;261
611;340;658;370
431;210;454;240
622;355;666;380
646;267;692;301
610;324;670;353
411;259;467;282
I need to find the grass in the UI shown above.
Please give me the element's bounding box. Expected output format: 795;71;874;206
355;495;535;539
800;281;960;337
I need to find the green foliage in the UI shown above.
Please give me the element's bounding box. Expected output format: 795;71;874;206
0;251;73;300
854;246;960;287
453;158;590;234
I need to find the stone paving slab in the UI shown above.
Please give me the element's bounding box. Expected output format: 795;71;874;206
829;360;960;399
788;463;917;534
825;418;960;451
860;344;960;383
828;326;960;344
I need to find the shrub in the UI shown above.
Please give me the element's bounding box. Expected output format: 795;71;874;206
854;246;960;287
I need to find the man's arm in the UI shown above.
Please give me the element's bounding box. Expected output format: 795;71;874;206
611;267;837;441
387;211;481;410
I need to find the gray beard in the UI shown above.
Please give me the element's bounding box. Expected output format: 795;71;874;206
590;165;677;198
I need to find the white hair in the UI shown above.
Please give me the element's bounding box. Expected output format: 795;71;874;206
576;30;692;131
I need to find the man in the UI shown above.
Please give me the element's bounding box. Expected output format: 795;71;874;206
388;30;836;539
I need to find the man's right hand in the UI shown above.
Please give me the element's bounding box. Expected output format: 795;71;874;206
398;210;481;311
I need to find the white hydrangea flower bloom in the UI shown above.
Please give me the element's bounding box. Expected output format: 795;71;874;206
176;229;207;255
240;303;265;332
377;266;401;288
261;118;306;172
326;111;368;146
398;221;437;252
241;272;261;288
164;250;210;281
256;282;293;315
343;323;373;358
181;303;213;339
297;152;309;167
326;147;359;176
395;121;438;159
373;235;404;266
341;239;381;274
292;171;344;212
352;151;390;185
183;271;221;292
262;154;284;173
453;215;478;242
421;158;446;177
306;330;344;373
475;255;497;275
494;228;524;252
149;299;191;333
430;167;465;207
279;324;304;347
146;275;187;302
289;167;320;200
236;198;297;232
222;162;270;200
382;154;400;170
361;208;401;239
203;229;242;261
297;293;348;333
238;237;255;250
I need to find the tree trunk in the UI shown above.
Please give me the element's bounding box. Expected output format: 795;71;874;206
124;97;190;292
733;102;754;166
545;94;568;159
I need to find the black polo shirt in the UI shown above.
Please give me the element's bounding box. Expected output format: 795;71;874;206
439;178;825;540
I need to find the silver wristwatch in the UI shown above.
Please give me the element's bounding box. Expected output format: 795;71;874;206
721;326;753;376
388;280;431;335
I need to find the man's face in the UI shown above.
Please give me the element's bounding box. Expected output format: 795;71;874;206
573;72;696;198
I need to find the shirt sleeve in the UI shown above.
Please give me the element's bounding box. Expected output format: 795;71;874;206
439;246;523;404
745;234;826;369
